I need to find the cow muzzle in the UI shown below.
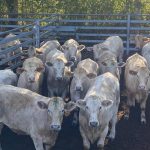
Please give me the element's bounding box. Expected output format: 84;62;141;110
89;121;99;128
70;56;76;62
56;77;63;80
28;77;35;83
50;125;61;131
76;86;82;91
138;85;146;91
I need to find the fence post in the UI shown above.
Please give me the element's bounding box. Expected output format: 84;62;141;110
126;13;131;55
34;20;40;48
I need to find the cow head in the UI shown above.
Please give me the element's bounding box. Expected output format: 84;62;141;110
61;44;85;62
129;67;150;91
73;68;96;92
93;44;109;61
134;34;144;50
76;95;113;128
17;65;44;83
46;59;74;80
37;97;76;131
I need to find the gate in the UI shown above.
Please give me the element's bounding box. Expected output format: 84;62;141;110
0;13;150;69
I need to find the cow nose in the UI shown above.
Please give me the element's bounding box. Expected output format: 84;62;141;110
70;57;76;62
28;77;35;82
51;125;61;131
89;121;98;127
56;77;63;80
138;85;146;90
76;86;82;91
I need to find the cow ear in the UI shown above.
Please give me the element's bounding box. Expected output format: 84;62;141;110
66;61;74;67
76;99;86;109
65;70;73;77
78;45;85;52
36;66;45;72
46;62;53;67
36;48;43;54
118;62;126;68
101;100;113;108
16;68;25;74
37;101;48;109
87;73;97;79
64;101;76;115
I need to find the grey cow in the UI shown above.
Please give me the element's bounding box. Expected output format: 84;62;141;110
46;49;73;99
0;85;76;150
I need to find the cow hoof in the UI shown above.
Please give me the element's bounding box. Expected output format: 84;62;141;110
124;114;129;120
141;118;146;125
97;144;104;150
72;120;78;127
108;135;115;142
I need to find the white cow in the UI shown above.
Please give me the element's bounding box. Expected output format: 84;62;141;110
0;33;22;61
77;72;120;149
61;39;85;69
0;69;17;85
0;85;76;150
70;58;99;124
17;57;44;94
125;53;150;124
35;40;61;62
142;42;150;69
93;36;124;63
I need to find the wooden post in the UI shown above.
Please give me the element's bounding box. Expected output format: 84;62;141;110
126;13;130;55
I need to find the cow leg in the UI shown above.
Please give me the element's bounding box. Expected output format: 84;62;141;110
79;126;90;150
109;113;117;140
45;145;52;150
125;93;134;119
97;125;108;149
72;111;78;125
140;97;147;124
0;123;4;150
32;136;44;150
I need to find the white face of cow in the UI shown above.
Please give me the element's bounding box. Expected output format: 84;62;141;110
62;45;85;62
77;96;113;128
46;59;73;80
17;66;44;83
129;67;150;91
73;69;96;92
37;97;76;131
99;59;119;78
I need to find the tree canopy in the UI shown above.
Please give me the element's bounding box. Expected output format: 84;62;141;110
0;0;150;18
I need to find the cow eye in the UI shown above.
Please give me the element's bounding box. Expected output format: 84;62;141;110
85;106;88;110
48;109;51;113
101;62;107;66
99;106;102;110
129;70;138;75
61;109;64;113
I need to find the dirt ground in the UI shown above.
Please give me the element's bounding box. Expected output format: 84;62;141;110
1;50;150;150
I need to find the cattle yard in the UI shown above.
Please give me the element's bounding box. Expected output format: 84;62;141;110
0;14;150;150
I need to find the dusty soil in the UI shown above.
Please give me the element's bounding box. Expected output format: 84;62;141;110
1;50;150;150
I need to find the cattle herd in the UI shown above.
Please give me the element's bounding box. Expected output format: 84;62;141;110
0;33;150;150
